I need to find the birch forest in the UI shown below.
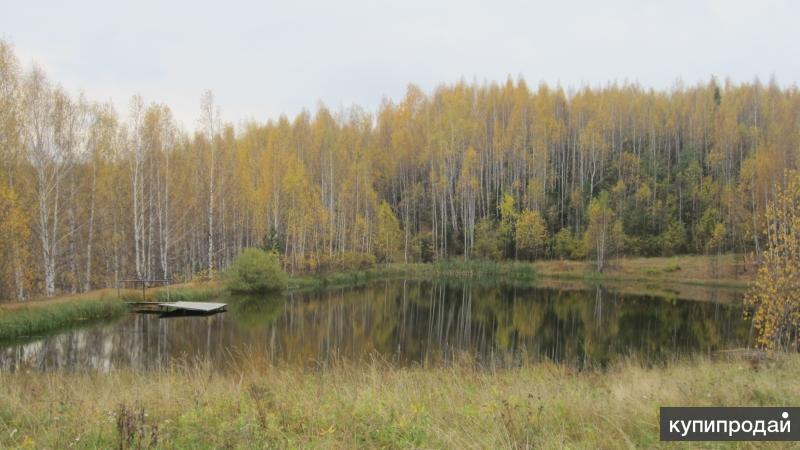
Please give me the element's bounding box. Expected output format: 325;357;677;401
1;39;799;300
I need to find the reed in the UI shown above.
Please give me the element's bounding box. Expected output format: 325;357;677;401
0;297;126;341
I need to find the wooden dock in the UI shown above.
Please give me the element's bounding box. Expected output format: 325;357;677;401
126;301;227;315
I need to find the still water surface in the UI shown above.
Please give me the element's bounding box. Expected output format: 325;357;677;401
0;280;750;371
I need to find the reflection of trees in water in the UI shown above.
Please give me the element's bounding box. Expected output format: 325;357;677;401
0;313;229;372
260;281;749;367
0;281;750;371
276;282;746;364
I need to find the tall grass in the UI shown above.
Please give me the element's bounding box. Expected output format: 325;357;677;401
288;260;537;292
287;264;419;290
0;353;795;448
151;285;224;302
0;298;126;341
431;259;537;280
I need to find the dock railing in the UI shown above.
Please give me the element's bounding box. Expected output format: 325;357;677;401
117;279;174;302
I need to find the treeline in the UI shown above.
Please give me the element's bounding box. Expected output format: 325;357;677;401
1;39;798;300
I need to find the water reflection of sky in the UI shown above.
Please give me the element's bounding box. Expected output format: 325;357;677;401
0;281;750;372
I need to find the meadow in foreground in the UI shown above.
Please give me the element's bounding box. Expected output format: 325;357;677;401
0;353;794;449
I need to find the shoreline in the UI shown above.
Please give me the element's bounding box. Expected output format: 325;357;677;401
0;254;752;342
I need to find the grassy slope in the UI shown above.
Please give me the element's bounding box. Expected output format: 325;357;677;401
0;354;794;449
0;289;128;341
286;259;538;292
532;253;753;287
0;283;225;341
287;254;753;303
530;254;754;303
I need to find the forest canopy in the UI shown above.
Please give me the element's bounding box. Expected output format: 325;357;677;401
0;38;798;300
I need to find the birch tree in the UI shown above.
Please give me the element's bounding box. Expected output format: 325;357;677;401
24;71;83;296
199;90;220;278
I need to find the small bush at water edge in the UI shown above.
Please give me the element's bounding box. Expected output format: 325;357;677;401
226;248;288;293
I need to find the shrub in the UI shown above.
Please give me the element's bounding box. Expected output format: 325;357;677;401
745;172;800;351
313;252;376;274
226;248;287;293
659;220;686;256
515;209;548;260
411;231;434;263
554;228;585;260
375;201;402;263
334;252;376;271
474;218;502;260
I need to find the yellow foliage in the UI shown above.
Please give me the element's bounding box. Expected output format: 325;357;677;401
745;171;800;351
515;209;547;259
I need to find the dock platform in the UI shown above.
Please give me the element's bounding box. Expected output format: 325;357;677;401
126;301;227;315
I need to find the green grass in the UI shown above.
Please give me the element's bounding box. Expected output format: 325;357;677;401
285;255;751;295
0;284;222;343
287;264;423;291
430;259;537;279
151;285;224;302
0;297;126;341
0;352;796;448
287;260;537;292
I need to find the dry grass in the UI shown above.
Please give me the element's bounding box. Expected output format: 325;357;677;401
0;353;796;449
534;254;753;288
0;281;222;310
0;288;126;311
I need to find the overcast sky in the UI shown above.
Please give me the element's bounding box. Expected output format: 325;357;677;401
2;0;798;129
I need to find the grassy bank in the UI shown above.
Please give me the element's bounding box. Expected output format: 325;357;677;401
0;290;128;341
532;253;753;289
0;282;225;342
287;259;537;291
522;254;753;303
0;353;794;448
285;254;751;303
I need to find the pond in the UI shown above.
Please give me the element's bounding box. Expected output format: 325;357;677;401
0;280;751;371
